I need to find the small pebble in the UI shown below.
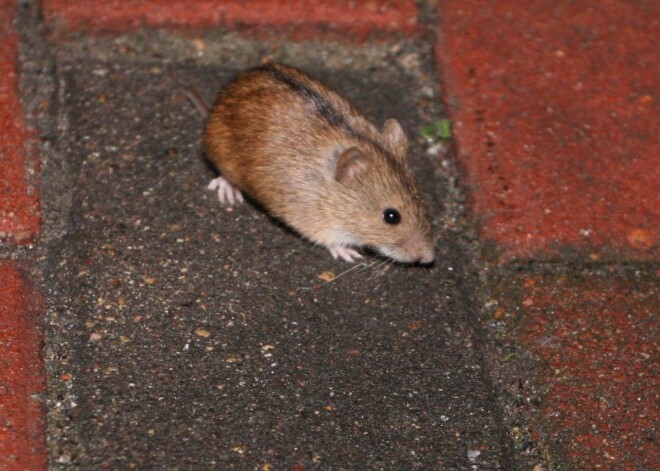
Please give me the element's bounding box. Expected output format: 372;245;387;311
195;328;210;338
467;449;481;462
318;271;335;282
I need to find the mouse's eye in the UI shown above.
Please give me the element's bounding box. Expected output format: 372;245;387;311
382;208;401;225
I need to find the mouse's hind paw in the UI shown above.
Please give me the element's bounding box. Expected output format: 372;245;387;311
328;246;363;263
207;176;244;205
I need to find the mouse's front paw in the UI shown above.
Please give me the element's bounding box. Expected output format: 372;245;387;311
207;176;244;205
328;246;363;263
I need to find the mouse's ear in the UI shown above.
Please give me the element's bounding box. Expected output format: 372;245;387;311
336;147;368;184
382;119;408;161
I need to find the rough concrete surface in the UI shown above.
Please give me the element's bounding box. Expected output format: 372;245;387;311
23;28;516;469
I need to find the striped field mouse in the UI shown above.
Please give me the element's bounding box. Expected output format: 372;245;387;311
203;63;434;264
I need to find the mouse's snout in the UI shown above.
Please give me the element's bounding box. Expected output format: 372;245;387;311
417;248;435;265
388;235;435;264
411;241;435;265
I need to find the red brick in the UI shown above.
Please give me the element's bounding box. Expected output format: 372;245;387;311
0;262;46;470
436;1;659;261
43;0;418;40
507;273;658;468
0;0;40;243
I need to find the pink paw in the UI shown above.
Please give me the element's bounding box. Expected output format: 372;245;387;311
328;246;363;263
207;176;244;205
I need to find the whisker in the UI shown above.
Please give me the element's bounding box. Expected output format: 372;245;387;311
299;257;394;291
297;260;374;291
368;258;391;279
324;260;378;284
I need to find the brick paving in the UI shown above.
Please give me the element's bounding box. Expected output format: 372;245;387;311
0;262;46;470
486;270;658;469
0;0;40;243
437;0;659;261
43;0;418;40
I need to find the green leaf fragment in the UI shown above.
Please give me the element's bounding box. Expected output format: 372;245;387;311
436;118;452;139
420;118;452;141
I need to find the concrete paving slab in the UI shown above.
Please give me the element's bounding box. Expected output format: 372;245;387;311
31;31;514;469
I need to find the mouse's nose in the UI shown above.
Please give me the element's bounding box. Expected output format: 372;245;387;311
418;249;435;265
400;236;435;264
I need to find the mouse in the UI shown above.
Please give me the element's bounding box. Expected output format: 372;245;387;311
202;63;435;264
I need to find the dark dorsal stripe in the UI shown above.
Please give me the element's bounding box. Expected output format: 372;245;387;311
259;65;395;160
263;65;344;129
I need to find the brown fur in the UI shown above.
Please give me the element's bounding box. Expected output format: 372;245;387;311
204;63;434;263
